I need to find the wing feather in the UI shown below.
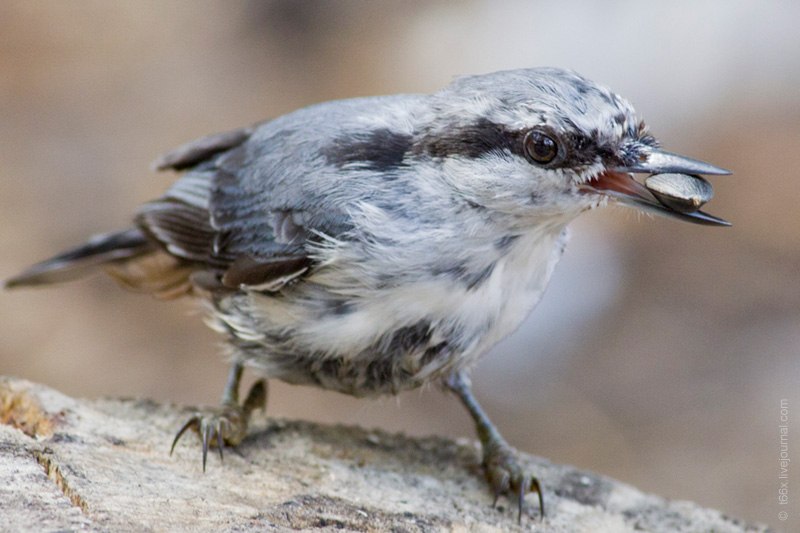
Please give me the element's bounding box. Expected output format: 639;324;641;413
138;127;344;292
152;126;255;171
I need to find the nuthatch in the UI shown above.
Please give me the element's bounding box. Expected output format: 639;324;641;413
5;67;730;522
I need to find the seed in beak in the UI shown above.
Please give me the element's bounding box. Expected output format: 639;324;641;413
644;173;714;213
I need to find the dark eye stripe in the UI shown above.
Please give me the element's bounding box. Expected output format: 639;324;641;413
413;119;526;160
413;118;616;171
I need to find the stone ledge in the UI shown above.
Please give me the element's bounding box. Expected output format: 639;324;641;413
0;377;770;532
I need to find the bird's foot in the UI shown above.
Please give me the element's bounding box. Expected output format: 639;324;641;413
170;379;266;471
483;441;544;523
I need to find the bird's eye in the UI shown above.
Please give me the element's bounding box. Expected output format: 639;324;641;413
523;129;560;165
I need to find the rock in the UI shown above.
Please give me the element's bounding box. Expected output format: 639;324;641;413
0;377;770;532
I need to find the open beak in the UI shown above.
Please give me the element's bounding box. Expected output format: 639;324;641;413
580;147;731;226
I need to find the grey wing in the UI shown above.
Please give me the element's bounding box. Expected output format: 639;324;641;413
137;124;352;292
151;125;257;172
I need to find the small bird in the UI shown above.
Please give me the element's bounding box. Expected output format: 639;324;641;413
5;68;730;522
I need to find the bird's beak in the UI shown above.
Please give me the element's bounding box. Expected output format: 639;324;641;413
580;147;731;226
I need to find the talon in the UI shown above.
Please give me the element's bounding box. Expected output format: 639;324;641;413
170;370;268;472
170;415;199;455
169;382;268;471
518;474;531;524
483;445;545;522
491;470;510;508
201;421;212;472
171;406;249;472
531;477;544;520
216;427;225;462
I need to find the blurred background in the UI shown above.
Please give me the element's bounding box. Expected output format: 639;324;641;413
1;1;798;528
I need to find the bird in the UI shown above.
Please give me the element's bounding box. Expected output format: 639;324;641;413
4;67;730;522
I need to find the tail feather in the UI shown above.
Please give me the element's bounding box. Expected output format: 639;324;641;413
4;228;153;289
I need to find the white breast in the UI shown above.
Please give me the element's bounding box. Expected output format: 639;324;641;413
453;223;570;366
249;220;569;368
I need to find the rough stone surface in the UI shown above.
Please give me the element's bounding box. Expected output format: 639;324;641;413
0;377;771;532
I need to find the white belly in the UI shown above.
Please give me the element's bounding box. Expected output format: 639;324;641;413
231;221;570;392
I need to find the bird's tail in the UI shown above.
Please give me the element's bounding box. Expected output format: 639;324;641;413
5;228;195;299
4;228;154;289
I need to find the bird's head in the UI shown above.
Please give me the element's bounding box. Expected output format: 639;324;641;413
418;67;729;226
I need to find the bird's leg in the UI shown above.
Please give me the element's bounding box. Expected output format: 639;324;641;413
170;361;267;471
446;371;543;522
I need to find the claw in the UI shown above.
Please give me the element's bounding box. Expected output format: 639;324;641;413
170;415;199;456
201;421;212;472
169;374;268;472
518;474;531;524
531;477;544;521
492;470;510;508
216;426;225;462
171;411;241;472
483;446;545;522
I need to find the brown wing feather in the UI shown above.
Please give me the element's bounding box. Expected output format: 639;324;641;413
134;121;324;294
104;250;195;300
221;255;313;290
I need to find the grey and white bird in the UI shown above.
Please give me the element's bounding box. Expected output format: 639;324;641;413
5;67;730;522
